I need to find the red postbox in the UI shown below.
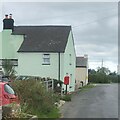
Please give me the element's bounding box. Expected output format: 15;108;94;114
64;76;69;85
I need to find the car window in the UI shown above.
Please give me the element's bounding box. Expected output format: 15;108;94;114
4;84;15;94
2;78;9;82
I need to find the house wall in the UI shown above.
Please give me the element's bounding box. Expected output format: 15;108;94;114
18;52;59;79
1;30;24;59
62;31;76;92
75;67;88;90
0;30;24;73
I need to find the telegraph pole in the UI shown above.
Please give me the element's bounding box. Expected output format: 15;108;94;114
101;59;103;68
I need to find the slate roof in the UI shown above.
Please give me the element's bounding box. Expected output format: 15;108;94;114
76;57;88;67
12;26;71;52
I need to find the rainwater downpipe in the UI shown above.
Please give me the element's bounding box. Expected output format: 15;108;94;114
58;52;60;81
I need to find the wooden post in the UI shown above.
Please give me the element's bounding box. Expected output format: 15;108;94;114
46;81;48;91
52;79;54;90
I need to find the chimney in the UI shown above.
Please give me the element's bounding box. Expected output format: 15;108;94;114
84;54;88;58
3;14;14;31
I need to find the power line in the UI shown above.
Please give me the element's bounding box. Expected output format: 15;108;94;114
72;13;117;29
35;7;117;29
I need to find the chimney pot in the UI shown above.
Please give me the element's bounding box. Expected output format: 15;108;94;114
3;14;14;31
5;14;8;19
9;14;12;19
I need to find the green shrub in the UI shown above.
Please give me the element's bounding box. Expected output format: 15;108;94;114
60;94;71;101
10;79;60;118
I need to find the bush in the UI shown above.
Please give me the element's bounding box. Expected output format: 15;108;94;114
53;79;63;93
60;94;71;101
2;103;31;119
88;74;110;83
10;79;60;118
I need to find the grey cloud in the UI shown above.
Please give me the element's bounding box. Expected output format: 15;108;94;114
1;2;118;71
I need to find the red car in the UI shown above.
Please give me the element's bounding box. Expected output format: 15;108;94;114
0;82;18;106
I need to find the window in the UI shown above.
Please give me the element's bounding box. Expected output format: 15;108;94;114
10;59;18;66
43;54;50;65
0;59;18;66
2;77;10;82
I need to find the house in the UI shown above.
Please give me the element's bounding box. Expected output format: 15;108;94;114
75;55;88;90
0;15;76;92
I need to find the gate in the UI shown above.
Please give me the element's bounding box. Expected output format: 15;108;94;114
44;79;54;91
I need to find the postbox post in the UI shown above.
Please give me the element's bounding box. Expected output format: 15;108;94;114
65;84;67;95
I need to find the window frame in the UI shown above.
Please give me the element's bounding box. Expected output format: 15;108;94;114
42;54;50;65
0;59;18;66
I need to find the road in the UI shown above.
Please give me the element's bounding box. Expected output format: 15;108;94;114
60;84;118;118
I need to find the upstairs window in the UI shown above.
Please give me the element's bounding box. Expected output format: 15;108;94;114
0;59;18;66
43;54;50;65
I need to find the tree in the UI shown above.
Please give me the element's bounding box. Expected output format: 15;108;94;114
97;67;110;75
109;71;117;76
88;69;96;74
2;59;16;79
89;67;112;83
108;71;118;83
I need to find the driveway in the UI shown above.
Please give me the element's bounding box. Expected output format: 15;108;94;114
60;84;118;118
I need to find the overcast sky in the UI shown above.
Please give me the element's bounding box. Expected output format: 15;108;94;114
0;2;118;72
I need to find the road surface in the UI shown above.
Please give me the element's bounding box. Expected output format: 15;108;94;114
60;84;118;118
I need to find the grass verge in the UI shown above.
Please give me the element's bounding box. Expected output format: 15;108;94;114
79;84;95;92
